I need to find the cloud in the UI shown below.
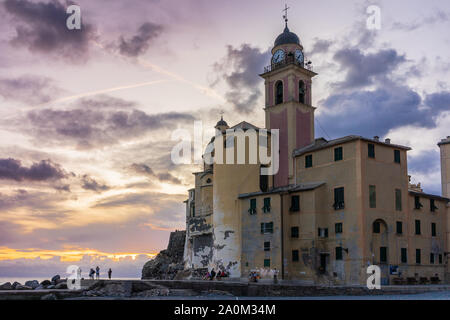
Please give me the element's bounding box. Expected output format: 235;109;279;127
212;44;270;113
118;22;164;57
80;175;110;193
308;38;332;55
3;0;96;62
391;10;450;32
0;75;61;104
0;158;66;182
11;108;195;149
130;163;181;184
73;95;137;109
332;48;406;89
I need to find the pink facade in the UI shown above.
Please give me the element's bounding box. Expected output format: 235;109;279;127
296;109;312;149
270;109;289;187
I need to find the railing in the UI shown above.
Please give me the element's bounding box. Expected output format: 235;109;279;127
263;55;313;73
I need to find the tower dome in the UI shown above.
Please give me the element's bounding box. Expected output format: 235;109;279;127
214;116;229;131
274;25;300;47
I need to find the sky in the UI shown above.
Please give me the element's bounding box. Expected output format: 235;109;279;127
0;0;449;279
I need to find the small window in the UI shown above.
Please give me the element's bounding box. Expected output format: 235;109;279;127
414;196;423;209
394;150;401;163
396;221;402;234
275;81;283;105
299;80;305;104
260;172;268;192
206;178;212;183
291;226;299;238
395;189;402;211
290;195;300;212
249;198;257;215
260;222;274;234
430;199;438;212
334;147;343;161
263;197;271;213
416;249;421;264
431;223;436;237
305;155;313;168
373;221;380;233
380;247;387;263
369;185;376;208
292;250;299;262
264;259;270;267
333;187;345;210
415;220;421;235
430;253;435;264
336;247;343;260
264;241;270;251
335;223;343;234
439;254;443;264
401;248;407;263
318;228;328;238
368;143;375;158
191;204;195;217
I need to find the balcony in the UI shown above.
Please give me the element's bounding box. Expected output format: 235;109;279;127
263;55;313;74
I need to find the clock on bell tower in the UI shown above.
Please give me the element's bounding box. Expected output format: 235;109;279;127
260;12;317;187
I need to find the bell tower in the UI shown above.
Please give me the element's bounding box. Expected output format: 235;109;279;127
260;10;317;187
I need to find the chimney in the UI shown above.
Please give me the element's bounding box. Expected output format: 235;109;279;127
438;136;450;198
385;138;391;144
373;136;379;141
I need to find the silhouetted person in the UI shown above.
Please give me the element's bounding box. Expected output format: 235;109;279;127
210;268;216;280
95;266;100;280
89;268;95;280
108;268;112;280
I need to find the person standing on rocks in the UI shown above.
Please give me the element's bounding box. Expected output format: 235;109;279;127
108;268;112;279
95;266;100;280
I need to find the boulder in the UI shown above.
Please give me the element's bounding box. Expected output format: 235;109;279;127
142;230;186;280
15;285;33;290
0;282;12;290
47;285;55;289
25;280;40;289
55;282;67;289
51;275;60;284
40;280;51;286
34;285;45;290
11;282;21;289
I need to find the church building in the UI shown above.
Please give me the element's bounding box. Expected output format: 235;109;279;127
183;18;450;285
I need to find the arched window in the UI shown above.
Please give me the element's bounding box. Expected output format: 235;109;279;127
299;80;305;104
275;81;283;105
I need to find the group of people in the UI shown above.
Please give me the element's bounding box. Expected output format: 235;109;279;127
88;266;112;280
204;268;229;280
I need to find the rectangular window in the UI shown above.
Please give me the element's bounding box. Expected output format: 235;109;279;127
368;143;375;158
264;259;270;267
305;155;313;168
292;250;299;262
373;221;380;233
439;254;443;264
369;185;376;208
249;198;257;214
333;187;345;210
380;247;387;263
260;222;274;234
430;199;438;212
416;249;421;264
395;189;402;211
334;147;343;161
335;223;343;234
263;197;271;213
318;228;328;238
430;253;435;264
396;221;403;234
336;247;343;260
291;226;299;238
415;220;421;235
414;196;423;209
264;241;270;251
401;248;407;263
431;223;436;237
290;195;300;212
394;150;401;163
